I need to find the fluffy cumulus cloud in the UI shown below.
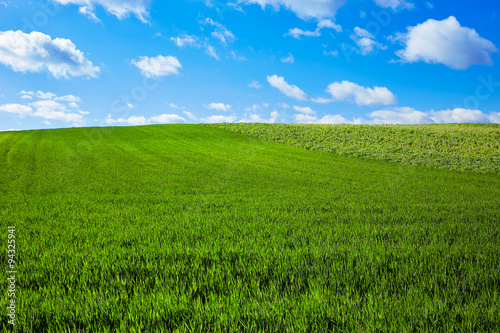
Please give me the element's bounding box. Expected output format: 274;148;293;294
240;0;347;20
292;107;500;125
205;103;231;111
267;75;308;101
368;107;499;124
131;55;181;78
51;0;151;23
106;115;148;126
350;27;386;55
0;30;100;79
294;114;318;123
106;113;187;125
0;91;88;125
293;112;358;124
202;114;238;123
394;16;498;69
326;80;397;106
373;0;414;10
0;104;33;117
240;111;280;123
149;114;187;123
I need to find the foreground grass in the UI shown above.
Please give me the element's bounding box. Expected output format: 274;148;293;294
0;124;499;332
208;123;500;173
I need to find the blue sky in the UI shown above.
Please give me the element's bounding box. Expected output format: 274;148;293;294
0;0;499;131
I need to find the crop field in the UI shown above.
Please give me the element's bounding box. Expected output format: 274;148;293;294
1;124;499;332
209;123;500;173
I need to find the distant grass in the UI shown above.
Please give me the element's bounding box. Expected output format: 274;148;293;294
1;124;499;332
208;123;500;173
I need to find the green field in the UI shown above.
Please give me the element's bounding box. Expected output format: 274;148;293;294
1;124;499;332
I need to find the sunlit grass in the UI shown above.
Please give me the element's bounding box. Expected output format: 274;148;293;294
1;124;499;332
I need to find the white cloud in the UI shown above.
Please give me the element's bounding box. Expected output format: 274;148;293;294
106;115;149;126
317;19;342;32
288;107;499;125
206;102;231;111
267;75;308;101
20;95;33;100
227;2;244;12
203;17;222;27
106;112;188;125
489;112;500;124
294;113;317;123
202;18;235;45
276;102;290;109
368;107;497;124
202;114;237;123
373;0;414;10
368;107;430;124
429;108;491;124
240;111;279;123
240;0;347;20
311;97;332;103
281;53;294;63
211;28;235;45
78;5;101;22
285;19;341;39
324;50;339;57
171;35;199;48
0;30;100;79
1;92;87;125
351;27;386;55
205;45;219;60
150;114;186;123
36;91;57;100
248;80;262;89
286;28;321;39
168;102;179;109
183;111;197;121
394;16;498;69
245;104;263;112
55;95;81;102
131;55;181;78
229;51;246;61
51;0;150;23
317;114;355;124
0;104;33;117
326;80;397;106
30;100;85;124
293;105;316;115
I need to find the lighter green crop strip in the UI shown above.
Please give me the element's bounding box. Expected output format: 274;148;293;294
208;123;500;173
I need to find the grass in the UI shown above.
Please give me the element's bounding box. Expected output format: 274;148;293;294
207;123;500;173
1;124;499;332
